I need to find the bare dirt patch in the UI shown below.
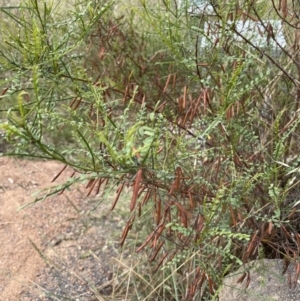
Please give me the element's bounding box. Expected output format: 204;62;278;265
0;157;125;301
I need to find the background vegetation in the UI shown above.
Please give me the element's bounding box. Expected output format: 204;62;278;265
1;0;300;300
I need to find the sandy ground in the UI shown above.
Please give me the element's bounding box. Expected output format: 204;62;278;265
0;157;124;301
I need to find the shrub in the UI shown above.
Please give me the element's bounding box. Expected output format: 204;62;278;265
1;0;300;300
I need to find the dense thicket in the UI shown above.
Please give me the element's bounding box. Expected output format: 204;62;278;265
1;0;300;299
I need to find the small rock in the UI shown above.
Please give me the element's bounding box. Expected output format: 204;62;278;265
219;259;300;301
